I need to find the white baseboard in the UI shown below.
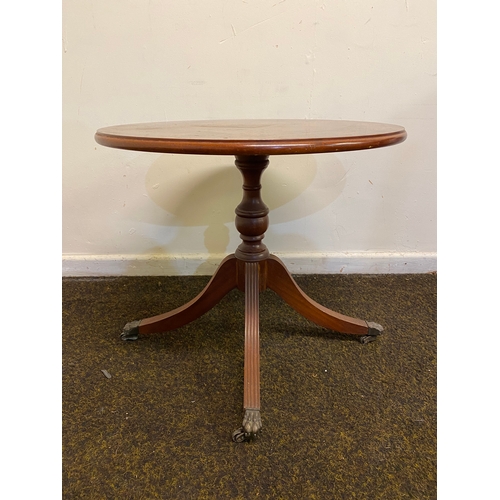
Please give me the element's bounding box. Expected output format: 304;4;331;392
62;252;437;276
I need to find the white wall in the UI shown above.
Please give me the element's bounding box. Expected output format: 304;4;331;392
62;0;436;275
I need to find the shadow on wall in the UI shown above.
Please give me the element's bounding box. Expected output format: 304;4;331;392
142;153;348;260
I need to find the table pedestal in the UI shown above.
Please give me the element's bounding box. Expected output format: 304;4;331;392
120;155;383;442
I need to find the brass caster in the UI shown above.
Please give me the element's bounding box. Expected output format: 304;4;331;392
232;409;262;442
120;320;140;341
360;321;384;344
232;428;250;443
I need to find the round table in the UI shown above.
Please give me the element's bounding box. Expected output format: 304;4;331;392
95;119;407;441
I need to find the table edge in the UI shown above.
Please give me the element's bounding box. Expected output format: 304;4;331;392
94;129;407;155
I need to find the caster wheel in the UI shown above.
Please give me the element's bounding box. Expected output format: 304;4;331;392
360;321;384;343
359;335;377;344
232;428;249;443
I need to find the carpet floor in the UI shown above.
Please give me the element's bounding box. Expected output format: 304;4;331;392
62;272;436;499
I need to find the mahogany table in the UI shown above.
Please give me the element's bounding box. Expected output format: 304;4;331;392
95;119;407;442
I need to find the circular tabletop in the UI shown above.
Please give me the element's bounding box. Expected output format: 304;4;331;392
95;119;406;156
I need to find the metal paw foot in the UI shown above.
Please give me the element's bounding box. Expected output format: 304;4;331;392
232;409;262;442
360;321;384;344
120;320;140;341
243;408;262;435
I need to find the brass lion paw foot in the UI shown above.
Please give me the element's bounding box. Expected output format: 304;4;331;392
232;409;262;442
120;320;140;341
359;321;384;344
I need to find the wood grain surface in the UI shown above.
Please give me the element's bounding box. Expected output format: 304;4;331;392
95;119;406;155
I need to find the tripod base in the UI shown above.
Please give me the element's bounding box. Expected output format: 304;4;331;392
120;153;383;442
121;254;382;441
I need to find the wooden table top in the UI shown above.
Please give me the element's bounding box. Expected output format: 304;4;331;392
95;119;406;156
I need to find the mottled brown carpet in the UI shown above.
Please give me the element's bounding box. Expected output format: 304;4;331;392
62;272;436;499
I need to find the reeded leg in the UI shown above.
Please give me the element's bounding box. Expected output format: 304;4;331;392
232;261;263;442
266;255;383;342
120;254;238;339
